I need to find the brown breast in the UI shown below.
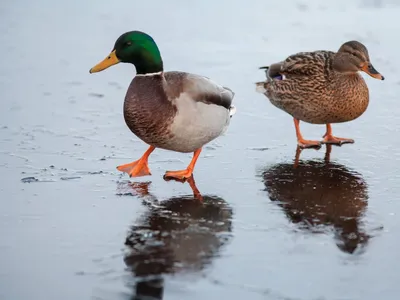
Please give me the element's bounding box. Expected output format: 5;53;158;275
328;73;369;123
123;74;177;146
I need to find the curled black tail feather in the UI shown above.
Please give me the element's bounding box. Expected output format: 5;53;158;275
259;66;270;78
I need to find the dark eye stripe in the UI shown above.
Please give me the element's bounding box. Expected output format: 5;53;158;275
350;51;365;60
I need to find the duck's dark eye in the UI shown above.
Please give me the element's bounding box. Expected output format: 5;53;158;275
125;41;132;47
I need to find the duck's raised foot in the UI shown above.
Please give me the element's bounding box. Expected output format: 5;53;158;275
322;135;354;146
117;160;152;177
116;145;155;177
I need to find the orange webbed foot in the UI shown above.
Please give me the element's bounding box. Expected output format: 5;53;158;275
163;148;202;181
297;138;322;149
163;169;193;181
117;160;151;177
293;119;321;149
117;146;155;177
322;134;354;146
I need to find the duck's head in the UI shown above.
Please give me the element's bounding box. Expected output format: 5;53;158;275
89;31;163;75
333;41;384;80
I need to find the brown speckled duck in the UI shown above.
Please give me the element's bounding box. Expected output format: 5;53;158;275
89;31;236;180
256;41;384;148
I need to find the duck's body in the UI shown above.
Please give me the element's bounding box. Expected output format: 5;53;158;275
124;71;234;153
256;41;384;148
90;31;235;180
263;51;369;124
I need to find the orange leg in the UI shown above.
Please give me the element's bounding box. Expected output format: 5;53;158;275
116;146;155;177
322;124;354;145
293;118;321;149
164;148;202;180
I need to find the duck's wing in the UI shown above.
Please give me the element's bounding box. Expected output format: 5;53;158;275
256;51;335;96
164;72;235;111
279;50;335;77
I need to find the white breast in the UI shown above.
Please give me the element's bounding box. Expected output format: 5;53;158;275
161;93;231;153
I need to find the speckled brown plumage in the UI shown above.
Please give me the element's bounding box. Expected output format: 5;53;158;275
259;48;370;124
256;40;384;148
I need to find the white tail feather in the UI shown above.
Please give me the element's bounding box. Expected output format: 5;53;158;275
255;82;266;94
229;105;236;117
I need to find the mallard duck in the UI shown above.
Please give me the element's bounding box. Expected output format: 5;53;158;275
256;41;384;148
89;31;236;180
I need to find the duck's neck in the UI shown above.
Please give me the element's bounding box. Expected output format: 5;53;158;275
135;58;163;75
132;46;164;75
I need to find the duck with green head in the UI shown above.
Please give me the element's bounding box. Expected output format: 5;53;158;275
90;31;236;180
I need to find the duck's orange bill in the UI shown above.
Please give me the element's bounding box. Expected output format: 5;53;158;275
362;63;384;80
89;50;120;73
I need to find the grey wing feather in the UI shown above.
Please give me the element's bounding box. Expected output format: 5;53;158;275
184;74;235;110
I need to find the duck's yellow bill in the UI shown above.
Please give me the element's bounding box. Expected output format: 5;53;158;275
89;50;120;73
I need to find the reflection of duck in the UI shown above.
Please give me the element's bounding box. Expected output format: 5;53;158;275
120;178;233;299
261;146;369;254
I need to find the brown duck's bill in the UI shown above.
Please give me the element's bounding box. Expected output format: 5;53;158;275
362;64;384;80
89;50;120;73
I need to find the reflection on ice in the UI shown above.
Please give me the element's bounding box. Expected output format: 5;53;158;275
262;145;370;254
